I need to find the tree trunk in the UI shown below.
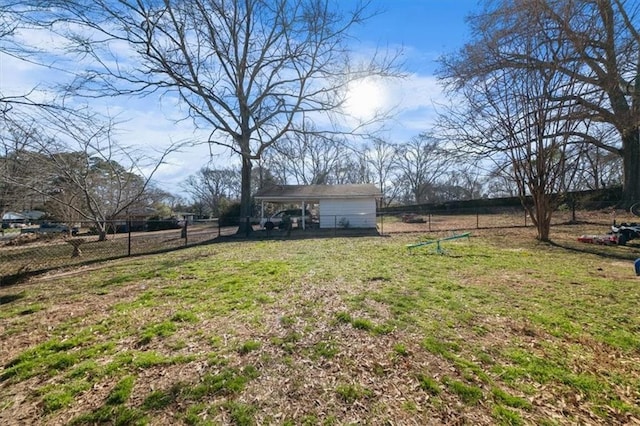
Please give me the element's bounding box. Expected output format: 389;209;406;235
527;190;552;242
236;154;253;235
97;225;108;242
622;128;640;207
536;196;551;242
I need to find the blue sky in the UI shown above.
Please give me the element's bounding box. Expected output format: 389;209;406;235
2;1;483;194
356;0;478;72
338;0;481;145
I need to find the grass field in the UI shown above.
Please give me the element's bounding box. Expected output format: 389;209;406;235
0;223;639;425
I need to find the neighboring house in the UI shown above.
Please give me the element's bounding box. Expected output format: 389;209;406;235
2;210;45;227
254;184;382;229
2;212;26;228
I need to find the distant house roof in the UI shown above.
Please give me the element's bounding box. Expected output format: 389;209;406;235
254;184;382;202
2;212;26;221
2;211;45;221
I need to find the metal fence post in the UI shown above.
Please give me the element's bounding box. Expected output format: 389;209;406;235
127;218;132;256
182;220;188;246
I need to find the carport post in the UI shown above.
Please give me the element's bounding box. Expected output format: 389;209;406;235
302;201;306;230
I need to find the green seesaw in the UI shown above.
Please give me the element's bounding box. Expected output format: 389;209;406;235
406;232;471;254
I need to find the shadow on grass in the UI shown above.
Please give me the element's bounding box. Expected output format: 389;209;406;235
212;227;381;243
548;239;640;262
0;238;219;289
0;293;25;304
2;227;366;288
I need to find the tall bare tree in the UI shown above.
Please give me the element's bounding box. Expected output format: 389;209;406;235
365;138;400;206
41;0;399;233
439;54;585;241
439;0;640;205
333;149;371;185
436;160;485;202
395;133;451;204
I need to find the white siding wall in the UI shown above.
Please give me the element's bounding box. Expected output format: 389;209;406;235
318;199;377;228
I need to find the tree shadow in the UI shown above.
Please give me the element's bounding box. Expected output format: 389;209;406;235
0;239;219;289
548;239;640;262
0;293;25;304
211;227;382;243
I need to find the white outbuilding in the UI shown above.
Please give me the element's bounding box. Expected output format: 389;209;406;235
254;184;382;229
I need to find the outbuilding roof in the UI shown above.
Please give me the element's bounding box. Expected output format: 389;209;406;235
254;184;382;202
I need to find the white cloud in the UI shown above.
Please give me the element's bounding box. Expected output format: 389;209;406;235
390;73;447;110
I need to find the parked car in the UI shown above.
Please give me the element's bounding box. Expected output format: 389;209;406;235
30;222;79;236
261;209;317;230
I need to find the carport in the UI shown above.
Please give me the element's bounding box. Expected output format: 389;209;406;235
254;185;319;230
254;184;382;230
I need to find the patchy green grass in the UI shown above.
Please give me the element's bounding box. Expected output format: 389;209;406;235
392;343;409;357
416;373;441;396
444;377;484;405
335;383;374;403
224;400;257;426
1;225;639;424
238;340;261;355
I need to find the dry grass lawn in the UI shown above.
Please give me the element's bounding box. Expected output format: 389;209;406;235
0;217;639;425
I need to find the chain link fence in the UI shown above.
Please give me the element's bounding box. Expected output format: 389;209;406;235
377;203;626;234
0;219;235;286
1;202;632;286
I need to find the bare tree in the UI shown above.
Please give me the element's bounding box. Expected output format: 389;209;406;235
365;138;400;206
439;60;585;241
183;167;239;218
439;0;640;205
1;108;173;240
262;120;374;186
395;133;451;204
0;120;38;218
436;160;486;202
485;165;519;199
0;4;182;236
572;132;623;191
41;0;400;233
263;123;347;185
333;149;371;185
